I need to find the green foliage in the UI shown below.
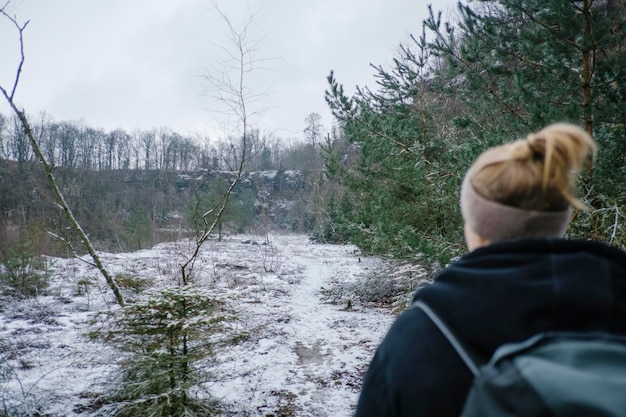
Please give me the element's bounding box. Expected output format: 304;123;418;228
590;125;626;202
121;208;151;251
114;273;154;294
322;0;626;264
308;194;351;244
428;0;626;130
425;0;626;248
229;187;256;233
0;242;49;298
187;176;256;238
89;286;241;416
324;49;468;265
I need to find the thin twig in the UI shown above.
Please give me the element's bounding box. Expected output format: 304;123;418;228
0;8;29;100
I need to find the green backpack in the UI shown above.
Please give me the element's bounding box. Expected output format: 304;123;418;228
413;301;626;417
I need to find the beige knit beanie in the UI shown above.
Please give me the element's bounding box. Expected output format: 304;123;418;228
460;171;571;242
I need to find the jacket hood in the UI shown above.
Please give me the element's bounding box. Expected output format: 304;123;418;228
414;238;626;355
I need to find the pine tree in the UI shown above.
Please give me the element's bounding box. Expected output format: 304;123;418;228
323;0;626;262
89;286;240;416
426;0;626;245
426;0;626;192
324;30;469;265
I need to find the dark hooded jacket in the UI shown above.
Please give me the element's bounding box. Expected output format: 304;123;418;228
353;238;626;417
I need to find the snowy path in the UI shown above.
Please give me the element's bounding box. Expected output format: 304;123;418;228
212;235;396;416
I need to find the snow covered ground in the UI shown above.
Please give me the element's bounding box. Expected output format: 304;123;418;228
0;234;401;416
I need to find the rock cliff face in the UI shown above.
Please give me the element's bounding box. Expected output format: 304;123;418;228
175;169;317;193
175;169;324;232
0;159;325;254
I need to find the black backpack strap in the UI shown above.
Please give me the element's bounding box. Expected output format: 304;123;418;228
413;300;481;377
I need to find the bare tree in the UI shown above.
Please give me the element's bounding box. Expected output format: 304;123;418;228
113;128;130;169
139;128;155;170
103;130;115;170
0;5;125;306
181;1;272;283
57;120;79;169
7;113;34;171
155;126;176;170
304;112;324;146
177;134;195;171
0;112;7;158
34;112;57;167
79;126;101;170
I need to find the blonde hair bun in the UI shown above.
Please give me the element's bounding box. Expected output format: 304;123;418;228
470;122;596;212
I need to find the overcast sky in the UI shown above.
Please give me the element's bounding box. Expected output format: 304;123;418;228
0;0;457;141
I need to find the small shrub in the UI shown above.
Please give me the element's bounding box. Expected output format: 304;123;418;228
351;274;401;305
76;278;93;296
7;299;59;326
89;285;241;416
114;273;153;294
0;243;49;298
322;261;430;309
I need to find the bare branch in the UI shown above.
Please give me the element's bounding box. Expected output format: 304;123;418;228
0;8;29;100
200;1;276;132
180;2;271;283
0;10;126;306
47;231;98;268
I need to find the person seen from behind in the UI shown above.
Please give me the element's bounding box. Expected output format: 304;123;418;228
353;122;626;417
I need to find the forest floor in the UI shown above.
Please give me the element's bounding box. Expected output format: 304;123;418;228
0;234;417;416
